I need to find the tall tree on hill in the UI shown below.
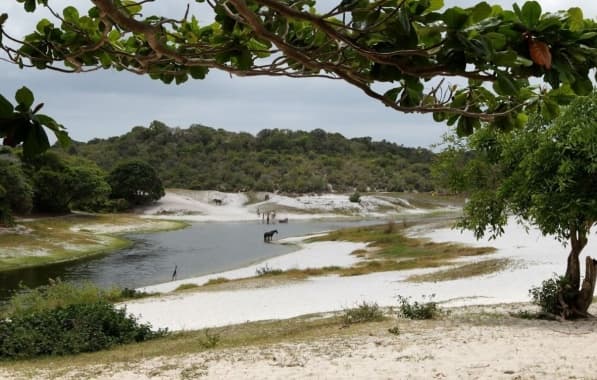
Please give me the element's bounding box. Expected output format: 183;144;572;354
1;1;597;156
108;161;165;207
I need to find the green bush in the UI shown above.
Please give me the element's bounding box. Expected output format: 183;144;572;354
529;275;568;315
397;295;440;320
349;191;361;203
4;280;152;317
0;302;165;359
342;301;384;325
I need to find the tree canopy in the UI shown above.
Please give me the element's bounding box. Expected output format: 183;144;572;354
107;160;165;206
1;0;597;155
64;121;434;193
433;92;597;318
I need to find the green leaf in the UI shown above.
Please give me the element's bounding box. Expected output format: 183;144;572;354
15;87;34;109
0;94;14;117
567;7;584;32
520;1;541;28
495;73;518;96
36;19;52;33
541;99;560;121
443;7;469;29
24;0;36;12
383;88;400;102
471;2;492;23
571;77;593;96
492;51;517;66
34;114;59;130
424;0;444;14
63;6;79;23
456;116;478;137
55;130;70;148
189;66;208;79
23;122;50;157
121;0;142;15
547;84;576;105
484;32;506;51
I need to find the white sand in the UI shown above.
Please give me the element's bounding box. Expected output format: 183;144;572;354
140;189;453;222
123;215;584;332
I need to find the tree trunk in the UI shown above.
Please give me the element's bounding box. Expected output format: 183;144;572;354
559;228;595;319
575;257;597;314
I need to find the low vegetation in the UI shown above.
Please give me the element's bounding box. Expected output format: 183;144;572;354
529;275;569;316
341;302;385;325
2;279;154;318
397;295;441;320
0;214;185;272
405;258;514;282
0;281;165;359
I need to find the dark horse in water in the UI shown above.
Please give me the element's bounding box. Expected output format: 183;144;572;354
264;230;278;242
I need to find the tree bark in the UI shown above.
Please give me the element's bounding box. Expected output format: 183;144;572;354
575;256;597;314
559;227;594;319
565;227;587;290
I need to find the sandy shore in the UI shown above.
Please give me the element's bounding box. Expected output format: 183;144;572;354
3;191;597;379
4;304;597;379
123;217;584;332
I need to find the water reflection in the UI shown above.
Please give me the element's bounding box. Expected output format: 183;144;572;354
0;219;379;301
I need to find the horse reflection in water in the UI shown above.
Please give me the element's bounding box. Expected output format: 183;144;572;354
263;230;278;242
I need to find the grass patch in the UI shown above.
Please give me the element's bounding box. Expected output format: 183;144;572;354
405;258;514;282
256;264;284;276
307;223;495;276
0;214;186;272
397;295;441;320
0;310;390;376
175;283;200;292
202;278;231;287
1;280;155;318
341;302;385;325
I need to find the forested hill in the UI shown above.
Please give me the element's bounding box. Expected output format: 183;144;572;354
62;121;435;193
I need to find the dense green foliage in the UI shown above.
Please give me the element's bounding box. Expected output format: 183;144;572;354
342;302;385;325
0;147;163;219
0;302;162;359
0;153;32;225
0;87;69;157
397;295;440;319
64;121;435;193
108;160;165;207
529;275;569;315
434;93;597;317
25;151;111;213
0;280;164;359
434;92;597;242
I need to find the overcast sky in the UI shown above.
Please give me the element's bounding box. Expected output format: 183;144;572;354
1;1;596;148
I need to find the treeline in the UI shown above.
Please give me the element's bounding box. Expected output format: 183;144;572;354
64;121;435;193
0;148;164;225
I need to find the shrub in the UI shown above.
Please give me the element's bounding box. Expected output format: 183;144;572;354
4;280;152;317
397;294;440;320
342;301;384;325
529;275;568;315
198;329;221;349
255;264;283;276
175;283;200;291
349;191;361;203
0;302;166;359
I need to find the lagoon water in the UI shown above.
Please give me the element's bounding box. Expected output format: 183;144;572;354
0;219;378;301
